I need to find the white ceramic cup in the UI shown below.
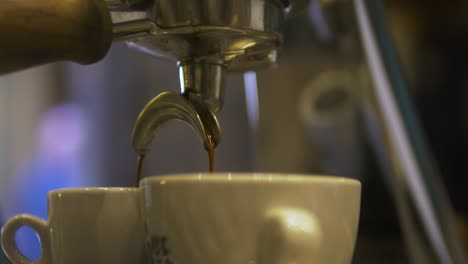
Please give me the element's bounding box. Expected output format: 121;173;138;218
1;187;145;264
141;173;361;264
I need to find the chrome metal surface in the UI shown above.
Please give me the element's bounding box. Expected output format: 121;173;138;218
123;0;286;72
116;0;290;155
132;91;221;156
111;0;290;155
179;63;225;113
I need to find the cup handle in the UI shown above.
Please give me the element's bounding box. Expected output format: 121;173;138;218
1;214;51;264
257;208;322;264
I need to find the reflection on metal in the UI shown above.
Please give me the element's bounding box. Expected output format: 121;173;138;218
354;0;467;263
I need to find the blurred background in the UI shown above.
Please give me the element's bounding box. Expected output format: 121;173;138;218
1;0;468;263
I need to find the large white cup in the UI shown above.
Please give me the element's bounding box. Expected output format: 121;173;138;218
141;173;361;264
1;187;145;264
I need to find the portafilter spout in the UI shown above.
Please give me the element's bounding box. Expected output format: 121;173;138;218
132;91;221;157
128;0;304;155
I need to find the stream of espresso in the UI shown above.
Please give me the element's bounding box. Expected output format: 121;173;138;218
135;154;145;187
208;147;214;173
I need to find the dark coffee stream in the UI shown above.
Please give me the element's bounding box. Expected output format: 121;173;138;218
207;147;214;173
135;154;145;187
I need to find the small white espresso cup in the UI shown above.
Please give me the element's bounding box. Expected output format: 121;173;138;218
1;187;145;264
141;173;361;264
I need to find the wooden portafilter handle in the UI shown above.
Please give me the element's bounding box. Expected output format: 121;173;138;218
0;0;112;74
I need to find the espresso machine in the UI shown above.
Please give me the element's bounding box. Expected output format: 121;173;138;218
1;0;467;263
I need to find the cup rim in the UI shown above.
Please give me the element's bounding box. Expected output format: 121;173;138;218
140;173;360;186
48;187;139;195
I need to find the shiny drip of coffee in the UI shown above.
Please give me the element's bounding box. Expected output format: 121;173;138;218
207;147;214;173
135;154;145;187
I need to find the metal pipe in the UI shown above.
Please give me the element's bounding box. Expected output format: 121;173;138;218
112;20;154;42
353;0;467;262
